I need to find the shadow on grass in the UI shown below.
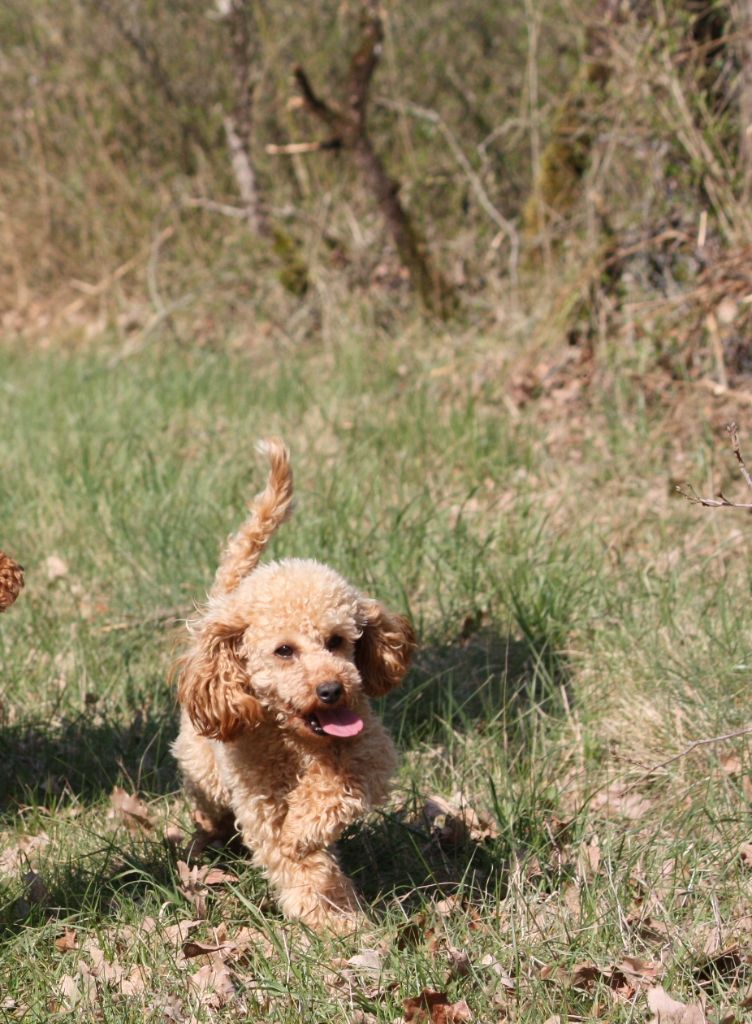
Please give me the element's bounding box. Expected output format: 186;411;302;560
387;624;572;746
0;706;178;816
0;836;237;940
339;809;507;916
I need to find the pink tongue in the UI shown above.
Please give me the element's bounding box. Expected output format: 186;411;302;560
315;707;364;737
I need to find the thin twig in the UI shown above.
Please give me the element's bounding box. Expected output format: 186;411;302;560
92;606;190;634
265;139;342;155
728;421;752;492
293;66;339;129
376;96;519;280
62;228;174;316
676;482;752;510
638;724;752;776
181;196;248;219
678;421;752;509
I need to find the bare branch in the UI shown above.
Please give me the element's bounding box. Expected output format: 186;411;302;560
224;114;266;234
345;2;383;120
290;2;454;316
222;0;268;235
293;66;340;129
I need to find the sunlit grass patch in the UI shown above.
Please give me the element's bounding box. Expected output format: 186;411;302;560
1;331;752;1021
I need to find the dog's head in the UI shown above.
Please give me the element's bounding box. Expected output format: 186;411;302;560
177;559;415;743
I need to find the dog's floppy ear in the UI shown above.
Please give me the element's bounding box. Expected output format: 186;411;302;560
177;614;261;741
355;599;416;697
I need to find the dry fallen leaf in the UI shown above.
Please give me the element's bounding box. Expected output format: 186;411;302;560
109;787;154;833
104;915;158;952
479;954;516;991
347;948;383;975
626;902;671;941
57;973;84;1011
646;985;708;1023
423;793;499;846
541;959;645;1002
619;956;663;984
403;989;473;1023
693;945;746;986
176;860;226;917
57;967;97;1011
721;753;743;774
445;946;471;979
434;895;462;916
181;940;233;961
590;782;653;821
85;942;126;987
0;832;50;876
189;957;236;1008
54;929;79;953
119;964;148;997
203;867;238;885
162;918;202;948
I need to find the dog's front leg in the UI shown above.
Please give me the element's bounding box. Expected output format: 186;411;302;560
278;761;368;860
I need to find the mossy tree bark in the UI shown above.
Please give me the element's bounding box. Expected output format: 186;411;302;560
522;0;615;246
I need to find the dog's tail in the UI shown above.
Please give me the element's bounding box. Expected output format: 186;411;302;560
211;438;294;596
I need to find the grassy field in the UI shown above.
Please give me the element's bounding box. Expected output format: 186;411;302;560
1;320;752;1023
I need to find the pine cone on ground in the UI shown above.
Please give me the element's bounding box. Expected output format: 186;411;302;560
0;552;24;611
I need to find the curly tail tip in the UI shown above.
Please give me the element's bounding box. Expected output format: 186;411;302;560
254;436;294;522
211;437;294;596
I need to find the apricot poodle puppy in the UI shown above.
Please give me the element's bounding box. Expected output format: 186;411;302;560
172;440;415;932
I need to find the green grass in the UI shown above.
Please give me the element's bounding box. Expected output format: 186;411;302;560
1;325;752;1022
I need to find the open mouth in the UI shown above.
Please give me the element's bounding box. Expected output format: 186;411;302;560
303;706;364;738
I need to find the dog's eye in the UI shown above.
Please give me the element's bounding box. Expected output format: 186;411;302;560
274;644;295;659
326;634;344;651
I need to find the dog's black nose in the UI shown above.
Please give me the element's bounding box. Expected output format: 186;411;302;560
316;681;343;705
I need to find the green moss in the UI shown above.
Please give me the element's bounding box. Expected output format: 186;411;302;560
272;227;309;297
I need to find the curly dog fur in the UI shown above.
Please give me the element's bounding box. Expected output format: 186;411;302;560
172;440;415;932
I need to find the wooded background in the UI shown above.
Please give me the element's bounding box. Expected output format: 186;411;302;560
2;0;751;385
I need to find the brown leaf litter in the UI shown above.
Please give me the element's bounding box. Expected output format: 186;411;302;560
540;956;663;1003
0;832;50;876
54;928;79;953
588;781;654;822
646;985;708;1023
175;860;238;918
108;787;154;833
402;989;473;1023
422;793;499;847
52;917;273;1017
